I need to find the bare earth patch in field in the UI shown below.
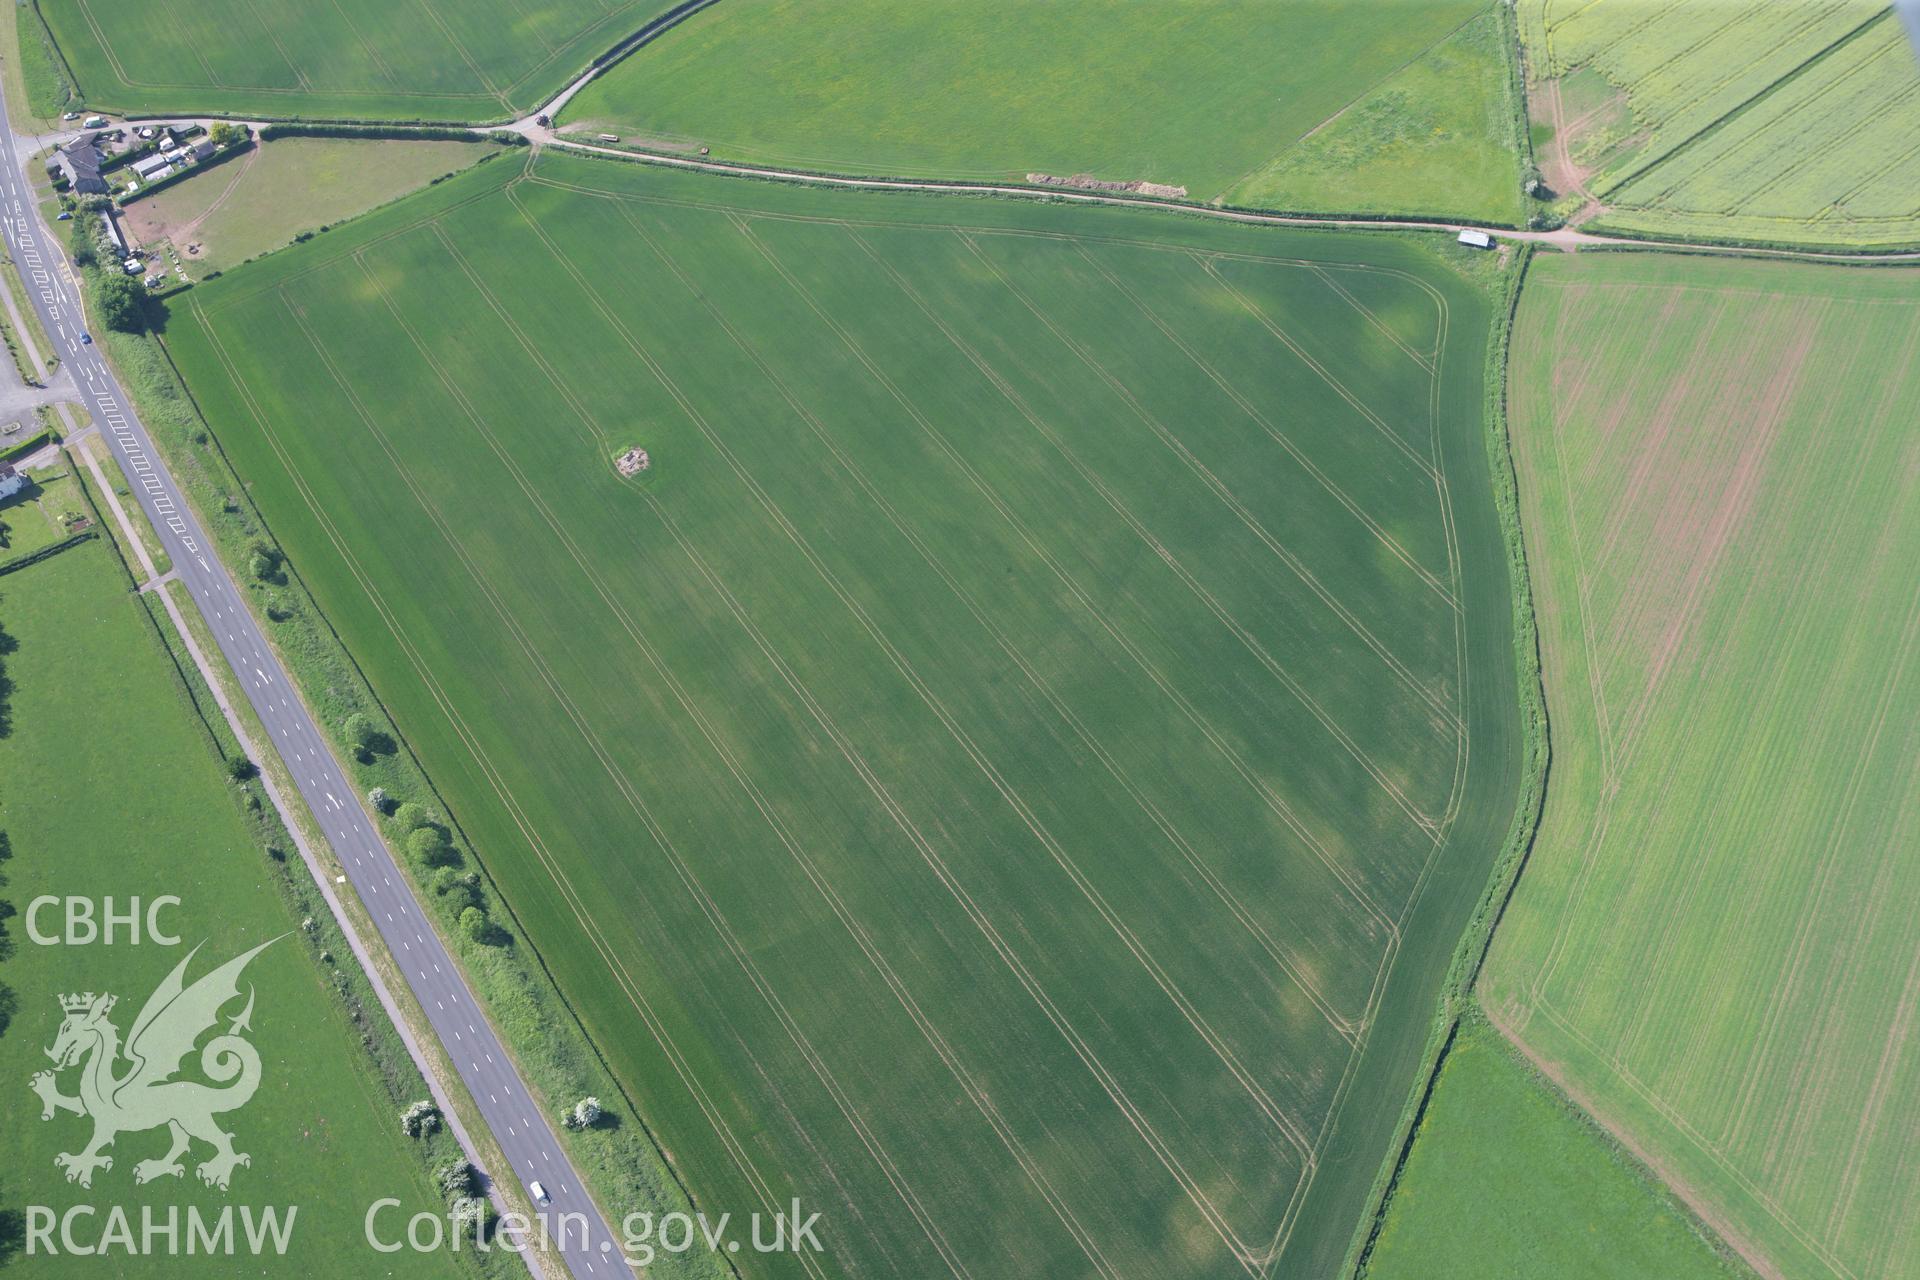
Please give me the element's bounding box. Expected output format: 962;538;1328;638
121;136;497;276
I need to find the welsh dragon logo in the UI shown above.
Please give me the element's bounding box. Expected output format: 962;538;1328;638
29;938;279;1190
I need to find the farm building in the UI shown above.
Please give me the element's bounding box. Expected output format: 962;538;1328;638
101;213;128;255
1456;228;1495;250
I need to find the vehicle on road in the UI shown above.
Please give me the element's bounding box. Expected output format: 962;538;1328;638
79;332;92;345
529;1180;550;1206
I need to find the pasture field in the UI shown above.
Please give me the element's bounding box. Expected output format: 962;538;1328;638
120;137;500;277
160;151;1524;1279
1519;0;1920;247
558;0;1524;219
0;534;465;1277
1363;1023;1741;1280
0;466;87;562
1482;252;1920;1280
30;0;676;121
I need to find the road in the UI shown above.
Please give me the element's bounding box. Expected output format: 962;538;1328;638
0;77;632;1280
516;124;1920;263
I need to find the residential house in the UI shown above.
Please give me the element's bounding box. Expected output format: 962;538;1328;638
50;134;108;195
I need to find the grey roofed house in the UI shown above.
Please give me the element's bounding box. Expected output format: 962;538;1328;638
0;461;24;500
51;133;108;195
188;139;215;162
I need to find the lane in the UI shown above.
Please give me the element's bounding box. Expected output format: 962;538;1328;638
0;76;631;1280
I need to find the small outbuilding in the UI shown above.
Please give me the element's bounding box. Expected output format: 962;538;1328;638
1456;228;1496;250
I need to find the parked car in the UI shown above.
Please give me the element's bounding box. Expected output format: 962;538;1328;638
56;211;72;221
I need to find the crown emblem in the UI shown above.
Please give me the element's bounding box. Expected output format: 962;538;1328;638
59;992;113;1015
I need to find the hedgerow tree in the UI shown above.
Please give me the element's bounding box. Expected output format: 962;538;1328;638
392;802;433;833
345;712;381;758
459;906;497;945
95;273;148;334
408;827;457;868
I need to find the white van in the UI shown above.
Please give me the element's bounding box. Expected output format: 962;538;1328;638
528;1180;550;1206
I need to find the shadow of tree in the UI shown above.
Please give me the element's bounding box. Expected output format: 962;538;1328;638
0;616;14;740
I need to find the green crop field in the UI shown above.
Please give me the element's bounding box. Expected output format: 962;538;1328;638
31;0;675;121
1482;252;1920;1280
558;0;1524;220
1519;0;1920;247
1363;1023;1741;1280
0;534;463;1277
159;150;1523;1279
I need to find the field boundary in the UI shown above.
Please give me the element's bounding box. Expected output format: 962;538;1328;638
1342;242;1552;1278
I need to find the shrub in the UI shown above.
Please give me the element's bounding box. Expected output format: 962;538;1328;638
225;756;256;782
450;1196;495;1237
435;1159;478;1199
433;867;483;916
562;1096;603;1130
367;786;390;813
400;1100;441;1138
